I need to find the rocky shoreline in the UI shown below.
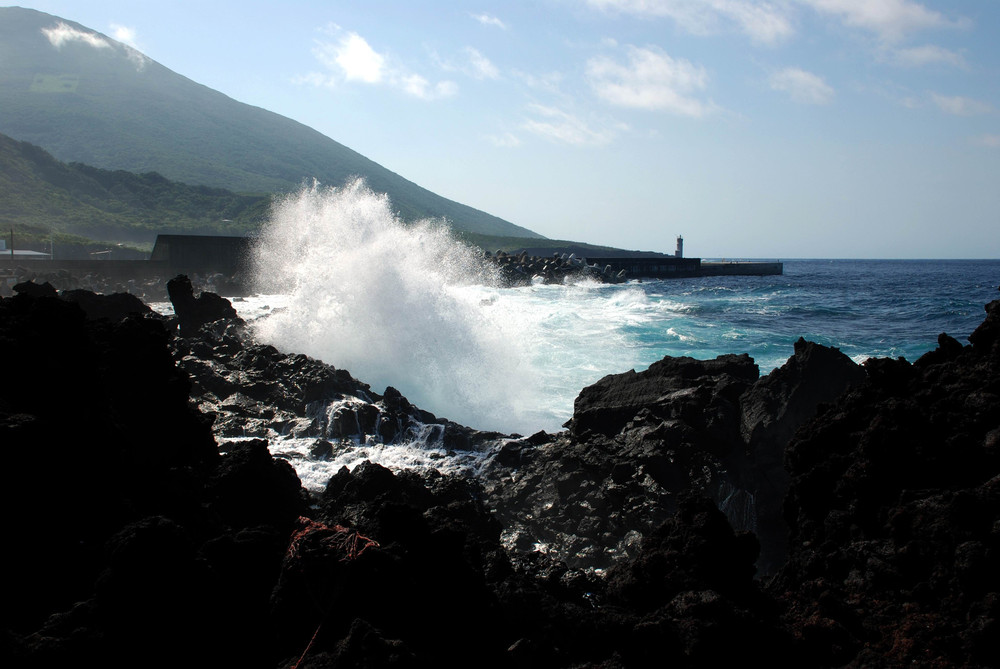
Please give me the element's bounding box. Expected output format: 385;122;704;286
2;276;998;668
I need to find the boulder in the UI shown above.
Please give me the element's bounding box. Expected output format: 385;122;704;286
60;289;152;322
167;274;240;336
568;354;759;441
12;280;57;298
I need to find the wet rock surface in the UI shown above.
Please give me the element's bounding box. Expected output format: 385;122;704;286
487;250;626;285
481;343;865;575
2;278;998;668
165;279;500;473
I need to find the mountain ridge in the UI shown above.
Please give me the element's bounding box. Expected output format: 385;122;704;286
0;130;270;245
0;6;543;239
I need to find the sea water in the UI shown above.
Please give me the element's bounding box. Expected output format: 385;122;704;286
154;181;998;485
234;182;1000;437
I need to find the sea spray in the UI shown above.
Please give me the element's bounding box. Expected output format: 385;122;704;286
248;179;541;433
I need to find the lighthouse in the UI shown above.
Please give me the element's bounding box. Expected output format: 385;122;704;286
675;235;683;258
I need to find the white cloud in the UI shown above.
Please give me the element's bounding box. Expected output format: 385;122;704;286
108;23;150;71
521;104;617;145
486;132;523;147
976;134;1000;148
471;13;507;29
431;47;499;80
713;0;796;44
587;45;715;117
512;69;564;94
42;22;111;49
585;0;794;45
931;94;994;116
800;0;967;42
465;47;500;80
401;74;458;100
317;32;385;83
293;72;333;88
42;21;148;71
110;23;137;48
768;67;834;104
890;44;966;68
304;28;455;100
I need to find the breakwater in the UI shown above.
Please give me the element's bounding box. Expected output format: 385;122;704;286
700;260;784;276
489;251;783;285
585;255;783;279
3;234;781;298
487;249;627;285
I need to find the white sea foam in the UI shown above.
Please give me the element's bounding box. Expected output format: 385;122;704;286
242;180;690;435
248;179;547;433
153;251;999;468
251;432;497;493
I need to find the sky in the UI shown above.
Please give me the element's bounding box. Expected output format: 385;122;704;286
12;1;1000;258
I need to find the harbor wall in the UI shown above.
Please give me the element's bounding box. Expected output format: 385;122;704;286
586;256;783;279
698;261;783;277
585;256;701;278
0;259;169;279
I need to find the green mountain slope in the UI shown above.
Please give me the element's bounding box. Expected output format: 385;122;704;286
0;6;543;239
0;131;270;244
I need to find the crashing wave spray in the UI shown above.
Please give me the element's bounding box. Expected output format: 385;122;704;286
249;179;538;432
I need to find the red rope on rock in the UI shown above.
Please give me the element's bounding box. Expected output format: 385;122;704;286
286;516;379;562
285;516;380;668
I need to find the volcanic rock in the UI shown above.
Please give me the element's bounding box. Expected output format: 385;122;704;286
483;353;763;570
5;279;999;669
739;338;867;574
167;273;240;336
12;279;58;298
772;295;1000;666
60;288;152;321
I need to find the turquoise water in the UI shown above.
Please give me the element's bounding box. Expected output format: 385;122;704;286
214;258;998;488
245;185;999;435
614;259;999;374
242;260;998;436
476;259;999;433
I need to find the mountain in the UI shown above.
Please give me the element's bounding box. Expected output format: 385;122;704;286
0;7;543;239
0;131;270;245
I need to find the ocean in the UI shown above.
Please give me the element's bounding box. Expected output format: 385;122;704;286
231;258;997;437
145;184;999;489
234;183;1000;438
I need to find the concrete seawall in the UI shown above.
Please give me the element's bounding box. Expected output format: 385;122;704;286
585;256;783;279
0;259;168;279
698;261;783;277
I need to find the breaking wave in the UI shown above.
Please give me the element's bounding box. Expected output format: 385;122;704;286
248;179;541;432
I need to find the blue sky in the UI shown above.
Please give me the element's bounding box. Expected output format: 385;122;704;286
14;1;1000;258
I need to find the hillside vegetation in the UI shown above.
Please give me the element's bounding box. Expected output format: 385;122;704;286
0;132;270;248
0;7;543;240
456;231;643;257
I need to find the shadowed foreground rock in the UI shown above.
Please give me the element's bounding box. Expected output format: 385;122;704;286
481;339;866;576
167;273;240;336
1;281;998;668
771;298;1000;667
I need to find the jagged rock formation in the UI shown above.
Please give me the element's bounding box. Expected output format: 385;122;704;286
2;279;997;668
167;273;240;336
771;300;1000;666
740;338;868;574
165;274;499;468
481;343;866;575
